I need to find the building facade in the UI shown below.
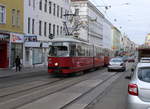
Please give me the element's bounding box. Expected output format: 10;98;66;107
0;0;24;68
121;35;137;56
145;33;150;46
103;18;113;50
112;27;122;55
71;0;104;46
23;0;71;67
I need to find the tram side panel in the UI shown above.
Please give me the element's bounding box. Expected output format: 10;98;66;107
93;46;104;68
48;57;74;74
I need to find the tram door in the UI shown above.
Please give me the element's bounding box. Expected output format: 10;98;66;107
0;42;8;68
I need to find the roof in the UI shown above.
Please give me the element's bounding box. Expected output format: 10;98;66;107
51;37;81;43
51;37;91;45
137;62;150;68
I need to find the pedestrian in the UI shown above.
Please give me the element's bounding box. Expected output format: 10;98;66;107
15;56;21;72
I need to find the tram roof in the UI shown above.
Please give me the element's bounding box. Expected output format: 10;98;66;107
51;37;91;45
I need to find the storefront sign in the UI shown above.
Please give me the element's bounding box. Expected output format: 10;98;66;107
25;42;41;47
24;35;37;42
11;33;24;43
0;33;9;41
42;42;49;48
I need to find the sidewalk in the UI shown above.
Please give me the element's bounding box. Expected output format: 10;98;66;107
0;66;48;78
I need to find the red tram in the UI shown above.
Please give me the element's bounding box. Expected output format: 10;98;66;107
48;38;111;75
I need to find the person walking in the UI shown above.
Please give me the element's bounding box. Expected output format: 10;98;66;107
15;56;21;72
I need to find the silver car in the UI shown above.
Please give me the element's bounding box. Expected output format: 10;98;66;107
108;58;126;71
127;62;150;109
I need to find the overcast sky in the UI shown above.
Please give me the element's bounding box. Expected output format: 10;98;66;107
90;0;150;45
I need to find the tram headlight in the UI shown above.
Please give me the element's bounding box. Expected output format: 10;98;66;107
54;62;59;66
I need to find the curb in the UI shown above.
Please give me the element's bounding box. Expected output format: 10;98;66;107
0;70;48;79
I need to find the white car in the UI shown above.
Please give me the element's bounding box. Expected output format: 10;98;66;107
108;58;126;71
127;62;150;109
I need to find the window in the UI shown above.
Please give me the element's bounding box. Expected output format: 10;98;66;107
49;23;51;35
75;8;79;15
16;10;20;26
0;6;5;24
57;25;59;35
29;0;31;6
32;19;35;34
39;20;42;35
53;3;55;16
60;7;63;18
39;0;42;10
57;5;59;17
44;22;47;36
33;0;35;9
53;24;55;36
12;9;16;26
28;17;31;33
49;42;69;57
44;0;47;12
138;68;150;83
60;26;62;35
65;9;67;19
49;2;51;14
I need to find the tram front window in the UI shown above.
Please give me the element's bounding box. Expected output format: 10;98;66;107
49;45;69;57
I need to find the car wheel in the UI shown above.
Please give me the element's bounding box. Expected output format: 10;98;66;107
108;69;111;72
123;67;126;72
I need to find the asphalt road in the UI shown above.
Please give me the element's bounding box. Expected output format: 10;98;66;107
91;70;130;109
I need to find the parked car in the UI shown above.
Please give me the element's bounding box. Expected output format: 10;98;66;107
107;57;126;71
127;62;150;109
128;56;135;62
122;56;129;62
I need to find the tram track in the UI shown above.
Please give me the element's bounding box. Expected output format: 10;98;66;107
0;68;106;109
0;77;62;98
16;70;120;109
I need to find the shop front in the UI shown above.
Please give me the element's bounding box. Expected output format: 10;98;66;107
0;33;10;68
10;33;24;67
24;35;49;67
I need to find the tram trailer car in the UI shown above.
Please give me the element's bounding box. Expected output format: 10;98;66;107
48;38;105;75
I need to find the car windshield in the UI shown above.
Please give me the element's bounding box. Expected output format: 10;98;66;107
49;42;69;57
138;67;150;83
111;58;122;62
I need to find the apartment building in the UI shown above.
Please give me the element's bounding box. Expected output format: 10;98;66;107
24;0;71;67
0;0;24;68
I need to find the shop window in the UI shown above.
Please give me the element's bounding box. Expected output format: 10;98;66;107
33;48;43;64
11;44;23;67
25;48;30;62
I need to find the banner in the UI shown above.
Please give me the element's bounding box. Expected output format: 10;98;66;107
11;33;24;43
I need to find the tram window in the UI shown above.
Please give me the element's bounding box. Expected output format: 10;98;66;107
70;44;76;56
49;46;69;57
